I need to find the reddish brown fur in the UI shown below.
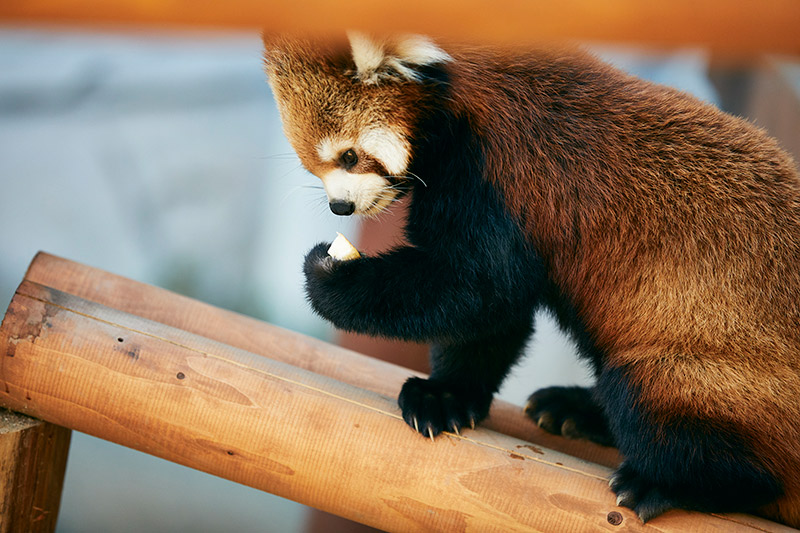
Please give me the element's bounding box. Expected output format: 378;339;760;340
443;45;800;525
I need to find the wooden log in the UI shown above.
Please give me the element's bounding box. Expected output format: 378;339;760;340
0;256;794;532
0;0;798;56
0;410;70;533
23;252;622;469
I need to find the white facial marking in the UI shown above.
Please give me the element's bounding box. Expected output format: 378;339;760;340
358;127;409;176
316;137;352;163
320;168;397;216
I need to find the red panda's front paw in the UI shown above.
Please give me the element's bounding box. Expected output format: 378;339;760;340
398;377;492;440
303;242;337;279
302;242;344;322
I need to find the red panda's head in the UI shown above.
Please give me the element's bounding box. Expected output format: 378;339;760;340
263;32;451;216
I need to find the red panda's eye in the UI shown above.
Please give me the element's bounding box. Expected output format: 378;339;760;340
340;149;358;169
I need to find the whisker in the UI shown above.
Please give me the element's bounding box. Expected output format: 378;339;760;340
280;183;325;207
383;171;428;188
279;185;304;206
406;171;428;187
270;163;306;182
312;196;330;217
258;152;301;161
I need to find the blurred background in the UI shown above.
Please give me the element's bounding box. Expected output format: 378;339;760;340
0;25;797;533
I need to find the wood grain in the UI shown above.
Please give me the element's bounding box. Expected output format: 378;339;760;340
0;0;798;55
0;410;70;533
23;252;623;468
0;255;795;531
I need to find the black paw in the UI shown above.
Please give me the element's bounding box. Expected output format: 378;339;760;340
398;377;491;440
524;386;614;446
303;242;338;280
610;462;676;523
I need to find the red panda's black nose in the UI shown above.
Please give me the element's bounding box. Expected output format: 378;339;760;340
329;200;355;216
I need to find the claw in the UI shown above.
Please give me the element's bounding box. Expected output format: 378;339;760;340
470;418;476;430
427;427;435;442
522;400;535;416
616;491;636;509
451;423;460;436
413;417;419;433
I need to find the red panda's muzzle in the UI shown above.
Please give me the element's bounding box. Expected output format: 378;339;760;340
329;200;356;216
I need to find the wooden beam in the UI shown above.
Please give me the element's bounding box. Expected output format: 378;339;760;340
0;0;798;55
23;252;622;469
0;254;793;531
0;410;70;533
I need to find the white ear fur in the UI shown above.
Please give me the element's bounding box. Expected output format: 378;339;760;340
347;31;451;83
347;32;388;81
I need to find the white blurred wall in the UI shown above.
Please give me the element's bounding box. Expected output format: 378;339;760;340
0;28;719;532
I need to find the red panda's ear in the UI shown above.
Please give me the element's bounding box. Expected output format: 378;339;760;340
347;32;451;84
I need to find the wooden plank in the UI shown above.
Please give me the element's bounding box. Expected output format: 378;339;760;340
0;277;791;532
0;410;71;533
0;0;798;55
23;252;621;469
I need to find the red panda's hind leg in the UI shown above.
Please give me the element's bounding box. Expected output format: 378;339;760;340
599;364;784;522
609;461;682;522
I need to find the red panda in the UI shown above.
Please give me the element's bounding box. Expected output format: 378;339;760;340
263;33;800;526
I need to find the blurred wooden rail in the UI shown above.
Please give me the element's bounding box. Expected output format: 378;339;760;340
1;253;796;532
0;0;799;55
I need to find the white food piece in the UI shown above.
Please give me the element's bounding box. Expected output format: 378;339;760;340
327;232;361;261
